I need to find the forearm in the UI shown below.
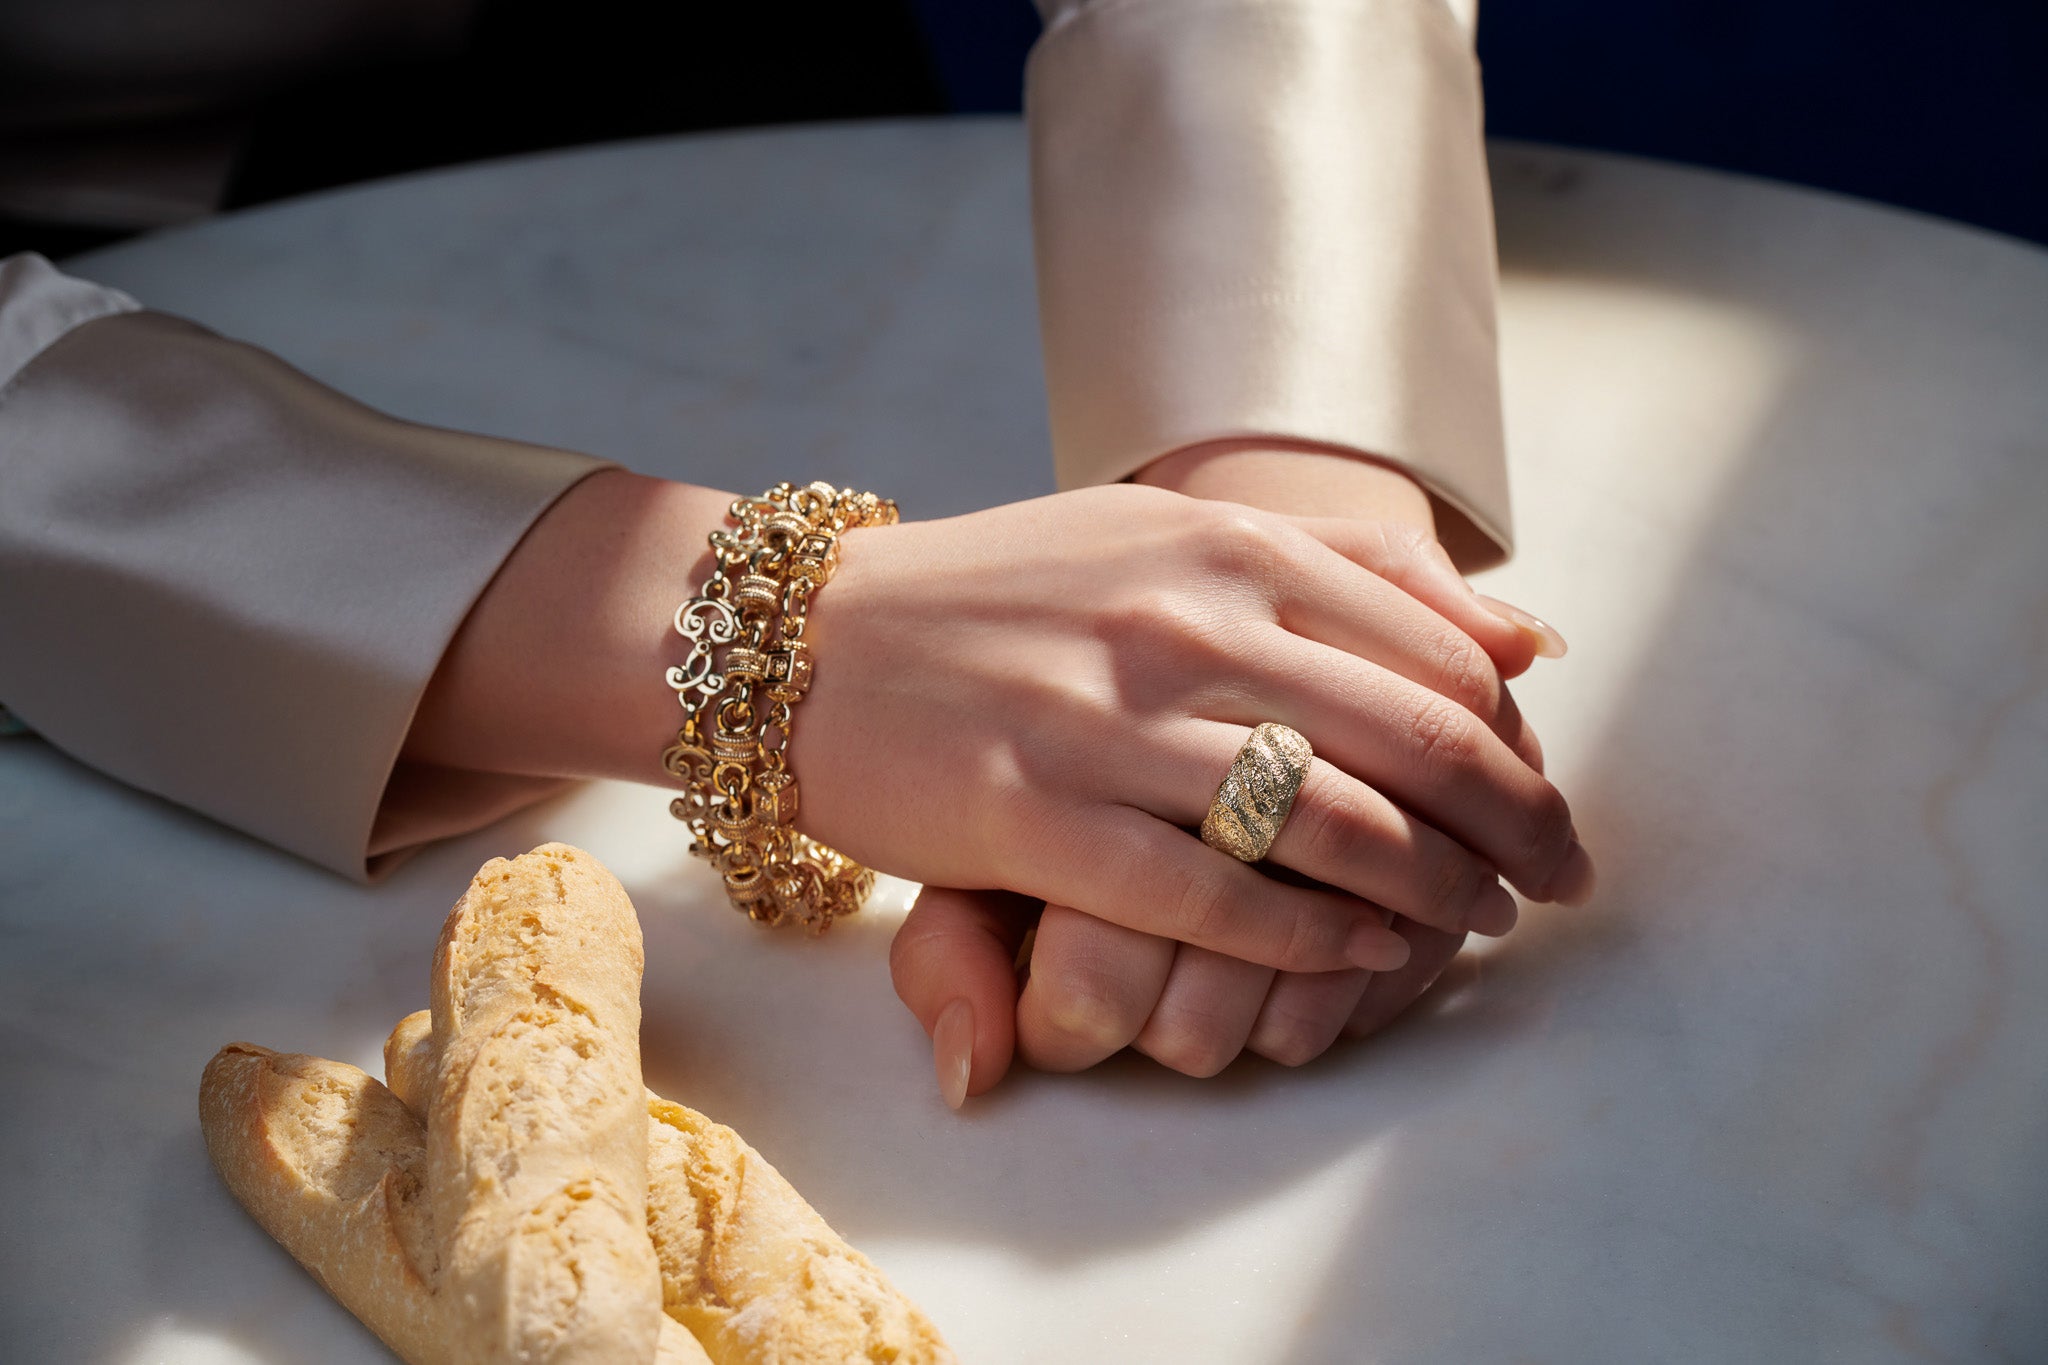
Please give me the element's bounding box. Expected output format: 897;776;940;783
403;469;731;786
401;450;1441;791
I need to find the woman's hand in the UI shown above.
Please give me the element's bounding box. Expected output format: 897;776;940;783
796;482;1581;964
400;463;1585;1107
885;444;1588;1104
892;884;1480;1105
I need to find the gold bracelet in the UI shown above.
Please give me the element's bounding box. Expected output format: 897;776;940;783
661;481;898;932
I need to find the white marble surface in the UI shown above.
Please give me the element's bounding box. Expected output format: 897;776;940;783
3;119;2046;1363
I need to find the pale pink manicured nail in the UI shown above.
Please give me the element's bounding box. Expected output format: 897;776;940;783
933;999;974;1110
1478;595;1568;658
1346;922;1411;972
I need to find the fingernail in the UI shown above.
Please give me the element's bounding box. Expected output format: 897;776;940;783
1546;839;1597;907
1478;595;1567;658
1466;882;1519;937
1346;921;1411;972
933;999;974;1111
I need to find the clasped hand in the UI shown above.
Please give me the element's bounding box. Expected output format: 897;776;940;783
787;463;1592;1105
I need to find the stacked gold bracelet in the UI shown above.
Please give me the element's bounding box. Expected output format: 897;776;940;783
662;481;898;932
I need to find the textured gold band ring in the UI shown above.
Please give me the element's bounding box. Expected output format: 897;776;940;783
1200;722;1313;863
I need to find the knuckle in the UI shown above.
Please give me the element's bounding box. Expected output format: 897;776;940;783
1423;853;1485;929
1426;626;1501;719
1494;688;1545;773
1203;508;1290;581
1099;587;1193;646
1252;1011;1331;1068
1340;1012;1384;1042
1289;776;1367;873
1274;897;1343;973
1378;521;1431;562
1144;1022;1238;1079
1036;967;1143;1052
1172;866;1240;947
1519;784;1576;878
1408;694;1481;780
888;896;962;997
1098;589;1234;672
886;916;923;993
981;782;1070;884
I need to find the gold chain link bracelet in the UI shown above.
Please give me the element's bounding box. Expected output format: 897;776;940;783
661;481;898;932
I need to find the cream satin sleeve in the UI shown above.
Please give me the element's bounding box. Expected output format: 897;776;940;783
0;253;612;880
1029;0;1511;563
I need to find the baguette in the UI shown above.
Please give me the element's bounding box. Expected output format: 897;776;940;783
201;1045;710;1365
199;1045;446;1363
205;840;946;1365
425;843;664;1365
642;1091;953;1365
389;1012;954;1364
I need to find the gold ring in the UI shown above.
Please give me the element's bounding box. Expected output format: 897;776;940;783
1200;722;1313;862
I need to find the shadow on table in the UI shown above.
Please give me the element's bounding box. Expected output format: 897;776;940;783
1264;152;2048;1363
63;151;2048;1365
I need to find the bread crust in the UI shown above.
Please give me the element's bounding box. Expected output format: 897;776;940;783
643;1094;954;1365
204;841;946;1365
425;843;663;1365
390;1011;954;1365
198;1044;448;1364
200;1042;711;1365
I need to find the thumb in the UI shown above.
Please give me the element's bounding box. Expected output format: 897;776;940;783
889;887;1040;1109
1293;517;1566;680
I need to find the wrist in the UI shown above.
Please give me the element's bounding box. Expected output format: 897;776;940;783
406;468;736;786
1133;438;1436;534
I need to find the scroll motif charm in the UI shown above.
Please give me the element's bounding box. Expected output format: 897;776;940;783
659;480;898;932
667;596;741;702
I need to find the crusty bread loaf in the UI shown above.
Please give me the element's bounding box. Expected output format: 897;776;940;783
384;1008;438;1122
207;841;946;1365
425;843;663;1365
199;1045;447;1364
201;1045;709;1365
643;1093;954;1365
388;1011;954;1365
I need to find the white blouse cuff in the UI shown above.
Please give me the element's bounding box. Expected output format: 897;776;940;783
0;307;608;880
1027;0;1512;562
0;252;140;390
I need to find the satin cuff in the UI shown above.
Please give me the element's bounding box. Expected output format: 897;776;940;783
0;252;139;387
1028;0;1512;562
0;311;609;880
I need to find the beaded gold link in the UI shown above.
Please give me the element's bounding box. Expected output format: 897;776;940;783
663;481;898;932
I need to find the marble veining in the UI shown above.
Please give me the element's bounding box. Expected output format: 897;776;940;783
0;123;2043;1363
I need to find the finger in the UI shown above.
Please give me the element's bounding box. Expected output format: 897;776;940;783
891;887;1038;1107
1500;686;1545;776
1137;720;1521;939
1476;595;1569;666
1030;804;1413;974
1132;945;1274;1078
1292;517;1561;679
1343;920;1469;1040
1017;904;1175;1072
1246;966;1375;1067
1267;528;1544;771
1230;635;1585;902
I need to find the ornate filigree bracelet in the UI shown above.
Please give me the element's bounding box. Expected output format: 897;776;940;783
661;481;897;931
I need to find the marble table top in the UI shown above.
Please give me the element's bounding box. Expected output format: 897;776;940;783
4;119;2045;1363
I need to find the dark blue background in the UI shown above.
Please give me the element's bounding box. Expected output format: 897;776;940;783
908;0;2048;245
7;0;2040;255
